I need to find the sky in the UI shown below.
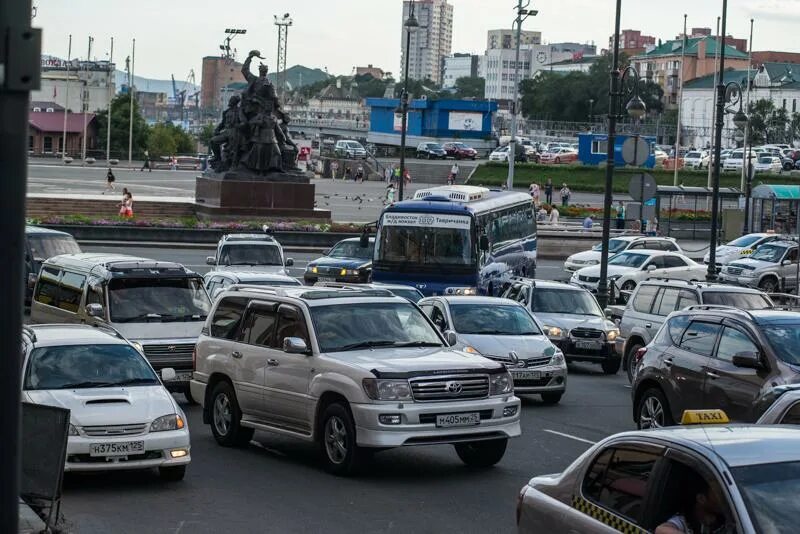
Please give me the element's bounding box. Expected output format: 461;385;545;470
35;0;800;82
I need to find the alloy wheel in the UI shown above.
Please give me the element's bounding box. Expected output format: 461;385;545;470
639;396;665;429
324;416;348;464
213;393;232;436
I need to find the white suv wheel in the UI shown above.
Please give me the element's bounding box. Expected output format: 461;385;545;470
324;415;348;465
213;393;232;436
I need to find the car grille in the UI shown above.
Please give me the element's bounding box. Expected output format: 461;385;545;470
488;355;551;368
67;451;162;463
143;343;195;369
410;375;489;401
726;267;742;275
570;328;604;339
578;275;599;283
419;410;494;424
81;423;148;437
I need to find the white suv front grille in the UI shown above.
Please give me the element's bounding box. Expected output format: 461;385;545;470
410;374;489;401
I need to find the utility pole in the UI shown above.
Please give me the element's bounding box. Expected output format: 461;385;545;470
0;0;41;531
507;0;537;191
673;14;687;186
81;35;93;162
128;37;135;165
106;36;113;162
61;34;72;159
398;0;419;202
708;18;720;188
743;18;754;233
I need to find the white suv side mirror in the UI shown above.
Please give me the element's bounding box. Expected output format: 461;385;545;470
85;303;105;318
206;256;216;266
444;330;458;347
283;337;309;354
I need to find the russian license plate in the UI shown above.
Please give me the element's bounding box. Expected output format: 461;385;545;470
435;413;480;428
575;340;600;350
317;276;335;282
511;370;541;380
90;441;144;457
174;372;193;382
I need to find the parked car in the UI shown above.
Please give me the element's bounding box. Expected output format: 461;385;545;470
501;279;620;374
442;142;478;160
333;140;367;159
757;385;800;424
683;150;710;169
719;239;799;293
564;236;683;273
304;237;374;285
418;296;567;404
206;233;293;275
723;149;757;172
754;155;783;174
703;232;782;266
24;226;81;304
653;149;668;166
192;286;521;474
22;324;191;479
204;271;300;299
616;279;773;381
539;147;577;164
416;142;447;159
632;307;800;428
489;146;510;162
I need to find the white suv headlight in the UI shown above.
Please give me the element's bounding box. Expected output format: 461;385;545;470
150;414;185;432
490;372;513;395
68;424;79;436
362;379;412;401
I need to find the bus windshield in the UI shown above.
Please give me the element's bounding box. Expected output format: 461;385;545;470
375;212;474;267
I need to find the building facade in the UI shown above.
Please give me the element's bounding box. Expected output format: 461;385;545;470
200;56;245;112
28;105;97;157
481;45;574;101
31;57;115;113
541;56;600;74
136;91;169;123
356;65;386;80
610;29;656;52
442;54;480;88
400;0;453;84
486;29;541;51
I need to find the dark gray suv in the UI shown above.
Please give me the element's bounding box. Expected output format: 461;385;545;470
632;307;800;429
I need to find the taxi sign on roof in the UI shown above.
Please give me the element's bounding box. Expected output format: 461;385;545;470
681;409;729;425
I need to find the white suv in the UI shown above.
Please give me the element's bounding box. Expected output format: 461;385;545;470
206;232;293;274
191;286;521;475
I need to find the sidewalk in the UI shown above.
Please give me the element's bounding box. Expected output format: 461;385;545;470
19;499;45;534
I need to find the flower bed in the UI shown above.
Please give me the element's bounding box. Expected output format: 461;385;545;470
539;204;711;221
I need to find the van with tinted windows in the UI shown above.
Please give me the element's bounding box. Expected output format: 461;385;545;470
24;226;81;303
29;253;212;402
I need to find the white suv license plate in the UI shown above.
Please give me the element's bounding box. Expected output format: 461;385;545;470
511;370;541;379
575;341;600;350
435;413;480;428
90;441;145;457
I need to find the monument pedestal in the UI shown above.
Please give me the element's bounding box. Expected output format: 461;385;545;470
195;170;330;220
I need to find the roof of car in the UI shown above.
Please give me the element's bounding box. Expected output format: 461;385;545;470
219;233;279;244
211;271;299;282
510;278;587;291
26;324;127;346
612;425;800;468
44;253;191;275
220;285;406;306
765;240;798;247
25;225;74;236
639;279;767;294
428;296;521;306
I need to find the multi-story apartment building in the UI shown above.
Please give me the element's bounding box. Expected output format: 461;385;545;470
442;54;480;88
486;29;542;51
400;0;453;85
610;29;656;55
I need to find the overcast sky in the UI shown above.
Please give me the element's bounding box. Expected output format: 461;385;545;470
36;0;800;81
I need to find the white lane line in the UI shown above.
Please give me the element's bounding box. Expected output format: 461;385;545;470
542;429;597;445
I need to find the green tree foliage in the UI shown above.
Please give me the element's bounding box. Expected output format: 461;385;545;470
452;77;486;99
747;99;800;145
395;78;441;99
95;93;149;158
197;122;216;147
147;123;195;158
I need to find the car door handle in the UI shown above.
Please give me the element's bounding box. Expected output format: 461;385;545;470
645;323;652;329
664;358;673;368
267;359;280;367
231;351;243;359
706;371;720;379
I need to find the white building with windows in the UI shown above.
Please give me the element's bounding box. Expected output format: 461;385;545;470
481;44;573;102
400;0;453;85
442;54;479;88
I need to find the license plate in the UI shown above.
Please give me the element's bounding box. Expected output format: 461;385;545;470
435;413;480;428
174;372;192;382
511;370;541;380
575;341;600;350
90;441;144;457
317;276;335;282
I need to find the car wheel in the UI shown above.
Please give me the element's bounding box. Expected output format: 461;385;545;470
625;343;643;383
158;465;186;481
759;277;779;293
540;393;563;405
184;384;197;405
601;357;621;375
209;381;253;447
636;388;674;429
454;438;508;467
319;402;367;476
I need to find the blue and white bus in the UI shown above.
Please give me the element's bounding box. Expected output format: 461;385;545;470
370;185;537;296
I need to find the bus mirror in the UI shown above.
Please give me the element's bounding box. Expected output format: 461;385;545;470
360;232;369;248
479;235;490;251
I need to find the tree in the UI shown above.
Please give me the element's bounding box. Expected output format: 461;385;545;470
95;93;149;159
147;123;195;158
197;122;216;147
452;77;485;99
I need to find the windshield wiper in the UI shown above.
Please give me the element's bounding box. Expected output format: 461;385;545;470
110;378;159;386
59;381;117;389
161;314;207;322
333;340;398;352
392;341;443;348
115;313;163;323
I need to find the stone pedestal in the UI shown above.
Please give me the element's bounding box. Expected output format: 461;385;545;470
195;170;330;220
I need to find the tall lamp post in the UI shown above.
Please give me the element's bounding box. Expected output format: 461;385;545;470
507;1;537;190
597;0;647;309
397;0;419;202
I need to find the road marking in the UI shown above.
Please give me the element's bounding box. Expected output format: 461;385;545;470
542;429;597;445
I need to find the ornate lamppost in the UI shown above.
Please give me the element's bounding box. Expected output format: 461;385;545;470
397;1;419;201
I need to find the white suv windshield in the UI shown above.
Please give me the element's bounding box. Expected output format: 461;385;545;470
450;304;542;335
310;302;443;352
219;244;282;266
25;344;159;390
728;235;763;247
109;277;211;322
532;289;602;316
751;245;789;263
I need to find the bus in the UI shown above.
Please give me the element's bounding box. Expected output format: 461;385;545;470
370;185;537;296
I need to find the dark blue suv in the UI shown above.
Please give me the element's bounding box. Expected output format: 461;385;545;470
304;237;375;285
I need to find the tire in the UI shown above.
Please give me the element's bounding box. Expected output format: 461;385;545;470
625;343;644;383
319;402;367;476
636;387;675;429
619;280;636;304
209;381;254;447
454;438;508;468
759;277;779;293
184;384;197;405
540;392;563;405
158;465;186;481
601;357;621;375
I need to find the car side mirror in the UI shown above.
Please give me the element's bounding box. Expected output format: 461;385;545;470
85;303;105;318
161;368;177;382
646;264;657;272
27;273;38;290
782;259;790;266
283;337;309;354
206;256;216;266
604;308;613;319
444;330;458;347
285;258;294;267
732;351;762;369
479;234;490;251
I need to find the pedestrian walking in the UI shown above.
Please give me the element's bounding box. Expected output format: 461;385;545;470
393;166;401;184
544;178;553;205
404;168;412;186
103;168;116;194
140;150;151;172
330;160;339;180
560;183;571;207
170;155;177;171
549;205;560;225
385;182;396;205
449;162;460;185
355;164;365;183
616;201;625;230
118;188;133;218
384;165;392;183
529;182;540;207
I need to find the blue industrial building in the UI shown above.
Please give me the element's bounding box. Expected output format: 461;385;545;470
577;133;657;168
365;98;497;151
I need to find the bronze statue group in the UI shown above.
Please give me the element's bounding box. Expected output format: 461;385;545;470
209;50;299;175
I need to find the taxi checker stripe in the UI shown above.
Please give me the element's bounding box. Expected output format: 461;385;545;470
571;496;647;534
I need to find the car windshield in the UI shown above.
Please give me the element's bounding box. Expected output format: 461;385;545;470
309;302;443;352
375;213;475;268
219;244;282;266
759;157;774;164
108;277;211;322
703;292;772;309
328;241;374;259
733;461;800;532
386;288;423;302
24;344;159;390
751;244;789;263
346;142;362;149
729;153;743;160
531;288;603;316
28;234;81;261
428;144;444;150
761;324;800;365
686;152;702;158
728;235;763;247
608;252;649;268
592;238;628;253
450;304;542;335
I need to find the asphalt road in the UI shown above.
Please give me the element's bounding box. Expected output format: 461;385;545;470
57;244;620;533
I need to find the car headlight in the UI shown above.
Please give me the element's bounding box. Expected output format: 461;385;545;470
309;266;318;274
543;326;563;338
463;346;482;355
150;414;185;432
490;372;513;395
445;287;477;295
608;274;622;281
340;269;360;276
741;270;755;277
362;379;412;401
68;424;79;436
606;329;619;342
549;350;565;366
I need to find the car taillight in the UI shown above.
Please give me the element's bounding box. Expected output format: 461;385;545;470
634;347;647;365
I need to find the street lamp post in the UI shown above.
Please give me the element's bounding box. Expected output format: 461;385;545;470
397;0;419;202
507;1;537;191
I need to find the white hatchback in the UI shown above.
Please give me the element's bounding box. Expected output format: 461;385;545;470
21;324;191;480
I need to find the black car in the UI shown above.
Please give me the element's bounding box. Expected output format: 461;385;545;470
416;142;447;159
304;237;375;285
632;306;800;429
24;226;81;304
